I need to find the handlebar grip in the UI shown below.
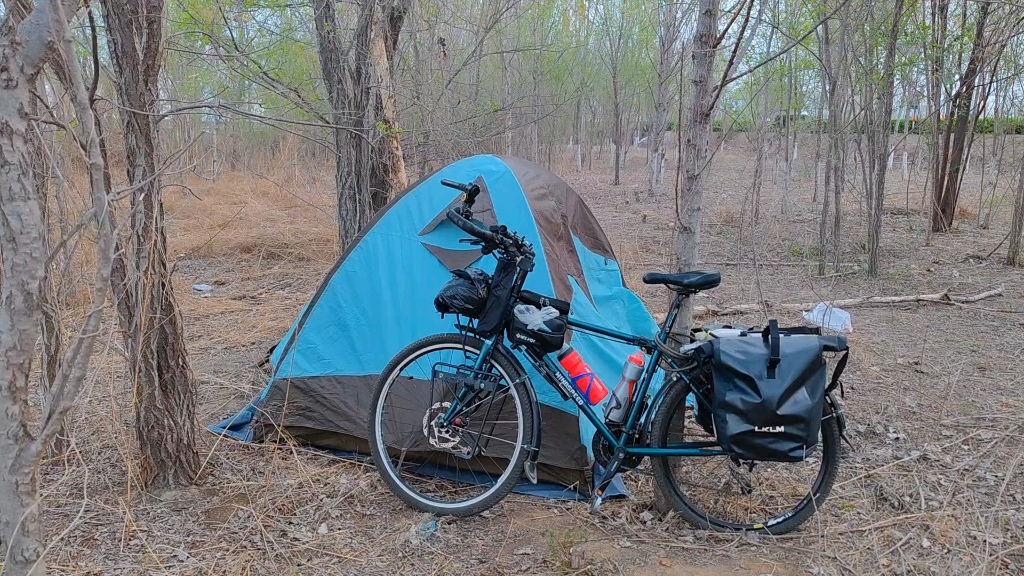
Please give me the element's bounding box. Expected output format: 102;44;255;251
440;179;471;193
441;179;481;206
446;209;497;244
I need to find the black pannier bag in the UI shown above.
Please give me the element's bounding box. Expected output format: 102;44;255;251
709;320;848;462
434;267;491;318
688;340;716;435
475;257;517;336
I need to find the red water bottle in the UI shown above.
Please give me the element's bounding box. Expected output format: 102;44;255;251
557;344;608;405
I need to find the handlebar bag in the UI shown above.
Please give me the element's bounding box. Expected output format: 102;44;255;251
434;267;491;318
475;257;516;336
709;320;847;462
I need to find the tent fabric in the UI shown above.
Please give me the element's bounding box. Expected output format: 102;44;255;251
209;154;659;496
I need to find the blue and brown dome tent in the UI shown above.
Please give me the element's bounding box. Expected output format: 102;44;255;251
210;155;658;496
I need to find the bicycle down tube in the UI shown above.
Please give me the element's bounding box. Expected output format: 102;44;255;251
442;284;726;457
526;310;727;458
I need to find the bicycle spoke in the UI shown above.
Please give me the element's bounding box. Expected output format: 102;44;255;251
657;389;831;531
373;339;526;509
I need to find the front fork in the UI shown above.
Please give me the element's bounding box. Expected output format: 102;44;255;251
439;336;496;425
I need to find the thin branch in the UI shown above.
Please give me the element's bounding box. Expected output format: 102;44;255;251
40;0;116;442
718;0;853;90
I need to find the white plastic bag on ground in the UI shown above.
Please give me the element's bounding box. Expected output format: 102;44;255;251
513;304;560;330
802;303;853;333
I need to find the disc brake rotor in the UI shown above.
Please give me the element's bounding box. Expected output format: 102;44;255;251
423;401;471;457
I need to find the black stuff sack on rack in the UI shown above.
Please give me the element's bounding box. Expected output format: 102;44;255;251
708;320;848;462
434;267;491;318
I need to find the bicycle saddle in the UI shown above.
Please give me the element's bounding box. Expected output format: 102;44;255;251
642;270;721;293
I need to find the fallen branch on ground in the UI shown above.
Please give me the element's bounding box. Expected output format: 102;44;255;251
687;287;1004;317
695;260;855;267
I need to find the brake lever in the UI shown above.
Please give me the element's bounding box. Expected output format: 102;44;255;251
459;238;485;246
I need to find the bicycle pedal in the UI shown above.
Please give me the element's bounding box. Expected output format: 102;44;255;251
588;494;604;514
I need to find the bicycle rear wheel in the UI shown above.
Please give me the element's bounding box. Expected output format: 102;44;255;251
650;378;840;534
368;333;534;516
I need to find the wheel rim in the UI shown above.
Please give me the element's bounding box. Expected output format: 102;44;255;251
373;341;525;510
659;384;831;531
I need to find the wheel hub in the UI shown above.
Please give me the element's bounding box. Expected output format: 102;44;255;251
423;401;471;457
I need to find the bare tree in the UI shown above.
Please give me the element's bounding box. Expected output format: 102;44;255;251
313;0;410;247
369;1;411;196
864;0;906;275
672;0;720;320
649;1;684;193
1006;152;1024;266
597;1;629;187
33;76;67;454
931;2;990;232
100;0;199;489
672;0;755;320
0;1;114;572
816;2;850;276
314;0;375;245
924;0;949;221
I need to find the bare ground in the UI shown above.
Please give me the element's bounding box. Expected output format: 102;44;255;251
39;135;1024;575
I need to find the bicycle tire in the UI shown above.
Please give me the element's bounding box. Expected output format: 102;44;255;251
368;333;535;517
650;378;840;534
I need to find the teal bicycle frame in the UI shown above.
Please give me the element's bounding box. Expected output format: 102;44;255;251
451;288;726;460
531;308;726;459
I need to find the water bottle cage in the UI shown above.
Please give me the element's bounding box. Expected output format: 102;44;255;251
572;372;602;405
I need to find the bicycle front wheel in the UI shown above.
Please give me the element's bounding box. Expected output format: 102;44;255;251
368;333;534;517
650;378;840;534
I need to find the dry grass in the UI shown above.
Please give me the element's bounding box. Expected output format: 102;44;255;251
37;135;1024;575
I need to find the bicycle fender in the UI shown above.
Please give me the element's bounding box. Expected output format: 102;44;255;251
490;342;543;471
825;390;851;449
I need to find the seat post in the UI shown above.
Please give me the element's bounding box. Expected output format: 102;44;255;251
659;293;687;337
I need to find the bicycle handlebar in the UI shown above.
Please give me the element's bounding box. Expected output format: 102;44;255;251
441;179;481;207
443;178;534;260
446;208;499;244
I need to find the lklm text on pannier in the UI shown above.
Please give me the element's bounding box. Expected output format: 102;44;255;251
701;320;849;463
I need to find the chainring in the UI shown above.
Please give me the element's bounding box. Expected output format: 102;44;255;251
591;430;643;471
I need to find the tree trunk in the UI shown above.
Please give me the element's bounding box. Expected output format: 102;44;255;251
1006;153;1024;266
0;3;66;571
817;6;848;276
647;2;679;192
368;2;409;198
101;0;199;489
867;0;904;275
671;0;720;326
2;1;114;572
0;30;50;576
612;68;622;186
925;0;948;233
931;2;988;232
313;0;376;248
